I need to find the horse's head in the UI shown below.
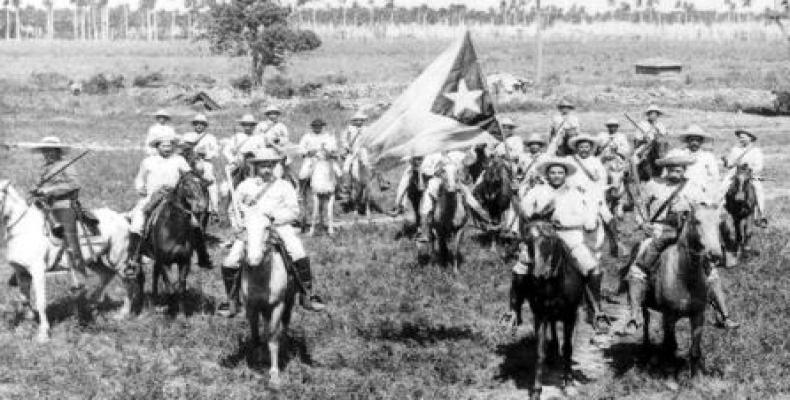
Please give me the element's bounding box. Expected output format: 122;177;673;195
244;210;272;267
437;160;460;193
727;164;753;201
684;201;723;263
175;171;209;213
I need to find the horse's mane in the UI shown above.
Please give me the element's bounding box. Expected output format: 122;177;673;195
525;221;576;279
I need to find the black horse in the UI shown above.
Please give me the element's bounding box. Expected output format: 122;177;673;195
723;164;758;263
515;221;586;400
473;156;514;249
133;171;210;316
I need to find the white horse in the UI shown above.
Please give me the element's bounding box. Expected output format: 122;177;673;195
241;210;296;386
0;180;132;342
308;148;340;237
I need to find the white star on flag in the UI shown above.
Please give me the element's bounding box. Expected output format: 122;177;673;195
443;79;483;117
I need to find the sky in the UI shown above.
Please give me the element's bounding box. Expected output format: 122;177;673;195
17;0;783;14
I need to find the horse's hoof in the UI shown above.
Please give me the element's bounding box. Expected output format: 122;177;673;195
563;384;578;397
35;331;50;344
269;371;282;389
23;308;36;321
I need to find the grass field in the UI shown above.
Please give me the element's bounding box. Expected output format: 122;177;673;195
1;36;790;399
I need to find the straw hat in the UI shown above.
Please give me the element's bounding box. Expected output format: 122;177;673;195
263;105;282;115
568;133;600;150
191;113;208;125
310;118;327;128
154;109;171;119
537;156;577;176
604;118;619;127
148;131;178;148
351;110;368;121
734;129;757;142
678;124;714;143
645;104;663;116
656;148;696;167
30;136;71;152
499;116;517;128
249;147;283;163
238;114;257;125
557;99;575;109
524;133;546;146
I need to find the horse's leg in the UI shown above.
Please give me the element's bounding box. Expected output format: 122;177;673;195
689;311;706;376
562;316;577;389
530;320;546;400
268;303;286;387
177;261;189;317
11;265;35;321
30;262;50;342
151;261;161;307
549;321;560;362
248;307;260;361
309;194;319;237
642;307;651;355
452;228;465;275
327;194;336;236
661;315;678;366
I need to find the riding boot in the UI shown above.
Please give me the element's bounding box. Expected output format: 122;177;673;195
604;220;620;258
124;233;143;277
626;277;647;334
193;228;213;270
709;276;740;330
216;267;240;318
293;258;327;312
585;271;610;334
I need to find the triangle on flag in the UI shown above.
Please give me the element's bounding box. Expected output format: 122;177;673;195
358;31;501;170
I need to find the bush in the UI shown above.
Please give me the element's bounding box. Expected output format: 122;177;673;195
291;29;322;52
82;73;125;95
133;71;166;88
321;73;349;85
264;75;296;99
230;75;253;94
29;72;71;91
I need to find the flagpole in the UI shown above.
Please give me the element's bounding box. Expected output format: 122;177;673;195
535;0;543;85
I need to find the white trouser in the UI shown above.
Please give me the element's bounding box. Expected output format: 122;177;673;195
512;228;598;276
130;196;151;234
222;224;306;269
208;182;219;213
753;179;765;214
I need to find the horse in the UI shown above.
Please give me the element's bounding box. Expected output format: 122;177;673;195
466;144;488;183
0;180;132;342
416;161;468;274
636;136;670;182
240;206;297;386
517;221;587;400
723;164;757;262
306;148;339;237
473;156;513;250
627;202;723;375
343;148;385;220
133;171;209;316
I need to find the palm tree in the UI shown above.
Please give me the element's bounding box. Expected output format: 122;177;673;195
43;0;53;39
12;0;20;40
140;0;156;41
4;0;10;40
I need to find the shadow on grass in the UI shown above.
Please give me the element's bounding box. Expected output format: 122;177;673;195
495;334;593;390
357;320;481;346
148;287;217;318
219;327;313;372
604;340;692;381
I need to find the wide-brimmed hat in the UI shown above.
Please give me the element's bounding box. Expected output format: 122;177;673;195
568;133;600;150
154;108;171;119
604;118;619;127
524;133;546;146
537;156;577;176
678;124;714;143
499;116;517;128
148;131;178;148
351;110;367;121
656;148;696;167
645;104;663;116
734;129;757;142
263;105;282;115
249;147;283;163
30;136;71;152
238;114;257;125
557;99;574;109
310;118;326;128
191;113;208;125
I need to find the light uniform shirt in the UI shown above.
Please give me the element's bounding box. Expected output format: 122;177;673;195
235;177;299;226
222;132;254;165
518;183;598;243
495;136;525;159
724;145;764;177
568;155;608;194
134;154;191;196
183;132;220;161
253;121;290;146
597;132;632;160
644;178;708;233
636;121;668;142
145;124;178;155
551;114;581;136
298;132;338;155
679;148;720;194
340;125;364;152
420;153;445;176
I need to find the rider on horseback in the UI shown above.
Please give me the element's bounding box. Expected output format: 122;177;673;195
390;153;427;216
254;105;290;147
516;134;549;189
222;114;259;188
144;109;177;156
185;113;220;161
597;118;632;161
677;125;720;193
297;119;342;196
493;117;523;161
626;149;740;330
508;156;610;333
181;132;219;217
547;99;580;157
28;137;90;275
722;129;767;227
126;131;193;273
340;111;370;195
219;147;327;316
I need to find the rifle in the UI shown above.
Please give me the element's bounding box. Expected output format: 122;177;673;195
622;112;653;222
32;150;91;192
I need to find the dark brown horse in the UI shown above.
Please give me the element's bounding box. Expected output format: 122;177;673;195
134;171;209;316
517;221;586;400
723;164;757;263
473;156;513;249
628;203;722;375
416;162;467;274
636;136;670;182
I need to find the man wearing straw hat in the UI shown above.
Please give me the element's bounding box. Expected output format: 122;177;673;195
222;114;259;188
677;125;720;195
625;149;740;331
597;118;632;162
127;130;192;272
219;147;326;316
297;118;342;195
28;136;88;276
516;133;549;188
493;117;522;159
633;104;669;164
181;132;219;218
254;104;290;147
507;156;610;333
547;99;581;156
567;133;614;227
145;109;177;156
186;113;219;161
722;129;767;227
340;111;371;191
